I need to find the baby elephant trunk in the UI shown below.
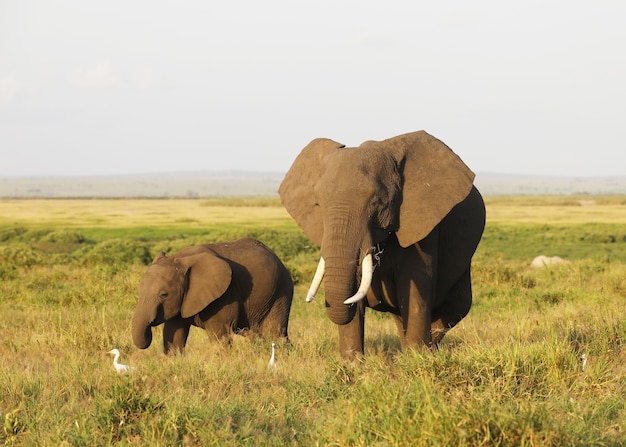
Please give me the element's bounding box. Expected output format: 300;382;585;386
131;306;154;349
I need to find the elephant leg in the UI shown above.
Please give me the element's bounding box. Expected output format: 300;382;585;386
396;231;437;349
399;275;433;349
338;300;365;359
431;266;472;345
163;317;191;355
391;314;407;347
259;284;293;342
259;300;289;340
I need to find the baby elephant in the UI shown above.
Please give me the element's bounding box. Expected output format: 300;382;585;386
132;238;293;354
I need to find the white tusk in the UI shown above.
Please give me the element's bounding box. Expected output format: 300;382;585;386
343;253;374;304
306;257;325;302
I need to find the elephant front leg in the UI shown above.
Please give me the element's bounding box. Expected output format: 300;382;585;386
163;317;191;355
394;238;435;350
337;300;365;359
397;283;433;350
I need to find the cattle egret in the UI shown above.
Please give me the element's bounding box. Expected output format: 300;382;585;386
108;348;136;374
268;342;277;369
579;353;588;372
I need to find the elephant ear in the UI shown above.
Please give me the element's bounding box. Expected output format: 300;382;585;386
388;131;475;248
152;251;166;264
279;138;346;246
176;253;233;318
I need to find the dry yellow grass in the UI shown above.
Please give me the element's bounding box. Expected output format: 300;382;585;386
0;198;293;229
3;196;626;229
485;199;626;224
487;203;626;224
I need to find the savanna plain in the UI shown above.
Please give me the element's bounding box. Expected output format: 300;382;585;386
1;196;626;446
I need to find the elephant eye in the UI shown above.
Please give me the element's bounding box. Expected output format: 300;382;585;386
159;292;169;300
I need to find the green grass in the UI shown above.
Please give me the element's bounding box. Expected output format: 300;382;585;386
480;222;626;262
1;196;626;445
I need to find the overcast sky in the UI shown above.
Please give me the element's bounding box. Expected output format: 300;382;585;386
1;1;625;178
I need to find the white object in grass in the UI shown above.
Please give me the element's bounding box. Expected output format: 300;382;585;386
108;348;136;374
579;353;588;372
268;342;277;369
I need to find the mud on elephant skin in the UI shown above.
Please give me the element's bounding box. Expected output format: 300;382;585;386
132;238;293;354
279;130;486;358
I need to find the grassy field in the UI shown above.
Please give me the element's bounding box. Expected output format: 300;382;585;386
1;196;626;446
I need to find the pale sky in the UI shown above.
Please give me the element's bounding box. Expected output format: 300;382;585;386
1;1;625;178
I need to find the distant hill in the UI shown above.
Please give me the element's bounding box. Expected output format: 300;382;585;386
0;171;283;198
474;173;626;195
0;171;625;198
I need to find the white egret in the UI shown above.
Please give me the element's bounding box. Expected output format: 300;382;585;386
268;342;277;369
579;353;588;372
107;348;136;374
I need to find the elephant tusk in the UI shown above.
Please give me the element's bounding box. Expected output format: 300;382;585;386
343;253;374;305
306;257;325;302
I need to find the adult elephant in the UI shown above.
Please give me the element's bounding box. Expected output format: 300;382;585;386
279;131;485;358
132;238;293;354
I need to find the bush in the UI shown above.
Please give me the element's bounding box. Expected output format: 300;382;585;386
244;229;318;261
39;230;87;244
76;239;153;266
0;244;47;267
0;226;28;242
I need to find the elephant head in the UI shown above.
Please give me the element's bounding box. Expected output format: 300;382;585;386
132;250;232;349
279;130;475;326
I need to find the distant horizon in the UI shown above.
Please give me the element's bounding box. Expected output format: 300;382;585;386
1;170;625;181
1;169;625;198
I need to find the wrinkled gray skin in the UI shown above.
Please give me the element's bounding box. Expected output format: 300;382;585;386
132;238;293;354
279;131;485;358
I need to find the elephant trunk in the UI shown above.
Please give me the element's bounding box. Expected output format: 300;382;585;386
320;206;372;325
131;305;155;349
322;255;358;325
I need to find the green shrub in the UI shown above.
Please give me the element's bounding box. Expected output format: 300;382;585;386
39;230;87;244
0;244;46;267
0;226;28;242
76;239;153;266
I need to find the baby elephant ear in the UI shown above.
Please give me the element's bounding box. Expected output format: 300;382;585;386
392;131;475;247
176;253;233;318
152;251;167;264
